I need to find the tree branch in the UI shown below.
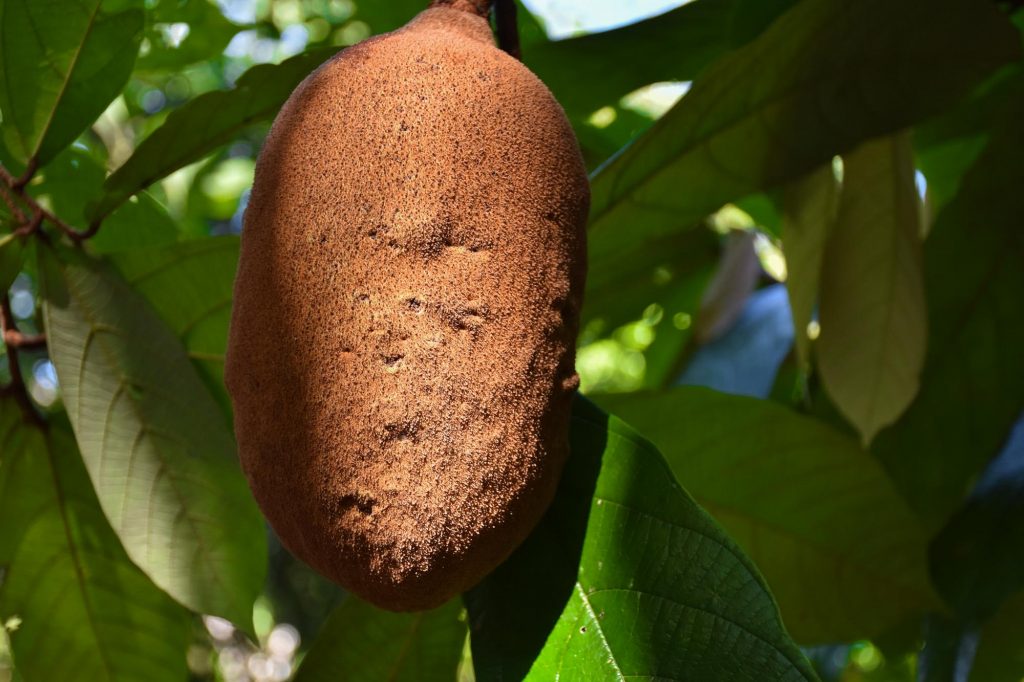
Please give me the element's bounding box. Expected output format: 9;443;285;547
1;295;45;427
0;163;99;242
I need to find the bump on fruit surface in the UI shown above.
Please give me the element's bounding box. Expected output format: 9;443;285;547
226;2;589;611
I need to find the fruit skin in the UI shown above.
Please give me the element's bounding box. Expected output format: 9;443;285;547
225;3;588;611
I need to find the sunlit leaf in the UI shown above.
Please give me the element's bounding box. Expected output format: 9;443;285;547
0;404;190;682
91;47;336;221
38;245;266;628
781;165;838;368
0;0;144;167
586;0;1018;275
817;133;927;445
598;387;939;643
294;598;464;681
465;397;816;680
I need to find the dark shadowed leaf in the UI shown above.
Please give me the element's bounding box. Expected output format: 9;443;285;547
465;397;816;680
0;405;190;681
817;133;927;446
0;0;144;167
526;0;795;120
38;245;266;628
597;387;938;643
110;236;240;417
294;598;464;681
970;592;1024;682
873;93;1024;530
929;417;1024;621
586;0;1018;275
91;47;337;221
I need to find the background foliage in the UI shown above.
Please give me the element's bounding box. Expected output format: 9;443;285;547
1;0;1023;680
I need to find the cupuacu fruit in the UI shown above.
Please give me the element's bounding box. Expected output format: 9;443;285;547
225;0;589;612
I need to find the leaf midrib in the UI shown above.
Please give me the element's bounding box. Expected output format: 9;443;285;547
28;0;103;161
52;261;242;617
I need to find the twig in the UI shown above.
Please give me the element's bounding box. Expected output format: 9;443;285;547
494;0;521;60
10;157;38;190
0;182;26;224
0;162;97;242
1;295;45;427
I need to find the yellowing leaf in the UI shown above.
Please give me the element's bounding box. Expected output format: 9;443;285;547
781;165;839;368
818;133;927;445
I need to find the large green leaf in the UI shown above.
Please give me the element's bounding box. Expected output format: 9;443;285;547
817;133;927;445
38;245;266;627
586;0;1018;274
872;93;1024;529
0;405;190;682
465;397;816;681
597;387;938;644
781;164;838;368
0;0;144;167
90;47;336;222
110;236;239;417
526;0;795;120
294;598;464;681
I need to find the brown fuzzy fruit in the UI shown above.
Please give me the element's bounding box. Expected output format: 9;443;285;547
225;0;588;611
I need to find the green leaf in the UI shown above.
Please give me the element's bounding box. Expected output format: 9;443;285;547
0;405;190;682
136;0;241;72
293;598;464;681
465;396;816;681
110;236;240;418
817;133;927;446
586;0;1019;275
38;245;266;627
31;147;177;253
597;387;938;644
91;47;336;221
0;0;144;167
526;0;795;120
872;93;1024;529
781;164;838;368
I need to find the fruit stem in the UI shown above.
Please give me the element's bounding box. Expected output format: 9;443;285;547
428;0;491;18
494;0;521;59
427;0;521;59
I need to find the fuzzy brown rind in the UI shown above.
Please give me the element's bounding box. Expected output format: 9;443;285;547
225;6;588;611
